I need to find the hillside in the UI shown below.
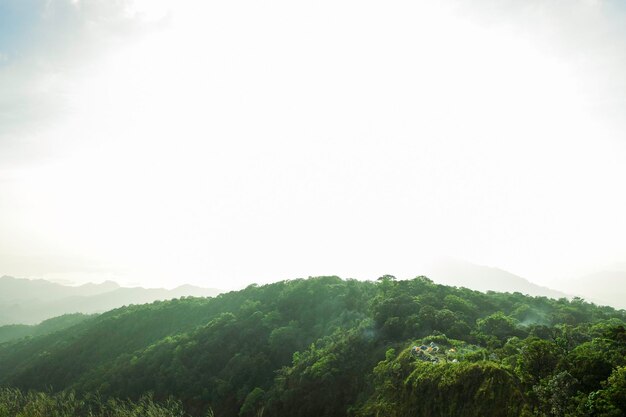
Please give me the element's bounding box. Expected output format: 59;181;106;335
0;276;221;325
0;276;624;417
0;313;92;344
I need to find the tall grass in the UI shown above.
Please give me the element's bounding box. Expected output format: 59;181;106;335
0;388;186;417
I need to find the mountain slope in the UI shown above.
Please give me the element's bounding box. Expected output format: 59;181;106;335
0;313;92;344
0;276;624;417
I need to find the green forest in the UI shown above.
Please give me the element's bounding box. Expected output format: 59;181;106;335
0;276;625;417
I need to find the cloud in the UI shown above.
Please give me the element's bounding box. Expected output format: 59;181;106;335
451;0;626;123
0;0;169;164
1;0;625;289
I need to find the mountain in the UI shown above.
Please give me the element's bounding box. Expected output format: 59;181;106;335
0;313;92;344
0;276;624;417
568;270;626;309
0;276;222;325
0;276;120;304
422;259;568;299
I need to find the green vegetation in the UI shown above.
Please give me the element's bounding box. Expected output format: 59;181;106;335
0;314;93;344
0;388;185;417
0;276;625;416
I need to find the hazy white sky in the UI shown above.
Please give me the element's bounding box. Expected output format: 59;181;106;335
1;0;625;290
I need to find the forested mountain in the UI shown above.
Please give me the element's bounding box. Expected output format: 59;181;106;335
0;313;92;344
0;276;625;417
0;276;221;325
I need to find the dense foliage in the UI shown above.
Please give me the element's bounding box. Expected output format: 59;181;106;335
0;276;625;416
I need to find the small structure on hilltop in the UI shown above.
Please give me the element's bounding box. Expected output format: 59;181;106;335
410;342;459;364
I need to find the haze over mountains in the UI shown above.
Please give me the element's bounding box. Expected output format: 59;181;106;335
2;258;623;327
567;270;626;310
423;259;626;310
0;276;221;325
423;259;568;299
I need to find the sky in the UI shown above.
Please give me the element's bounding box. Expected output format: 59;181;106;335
1;0;625;291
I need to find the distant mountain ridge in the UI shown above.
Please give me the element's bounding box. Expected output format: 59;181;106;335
568;270;626;309
0;276;120;304
422;259;569;299
0;276;222;325
420;260;626;310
